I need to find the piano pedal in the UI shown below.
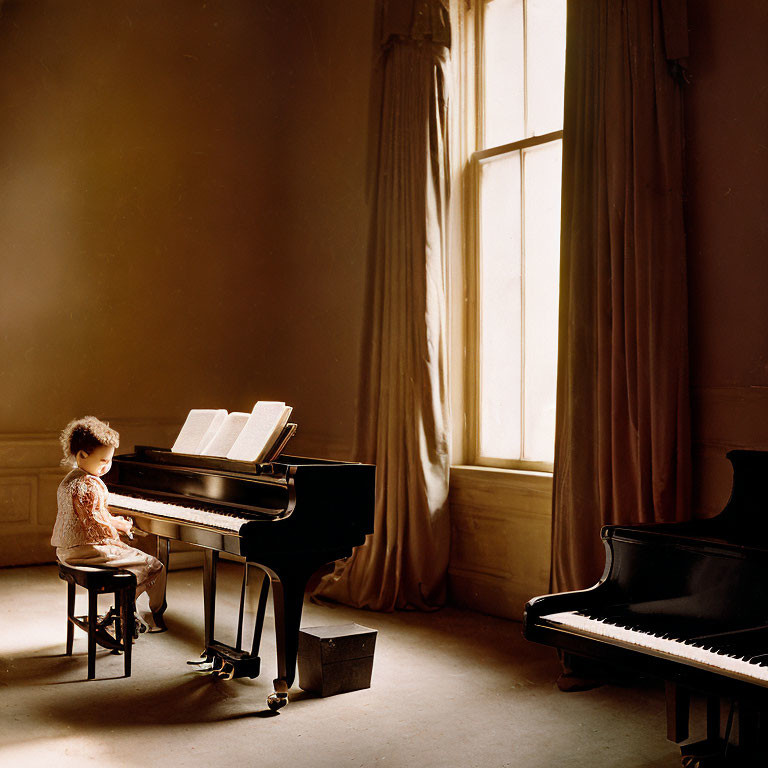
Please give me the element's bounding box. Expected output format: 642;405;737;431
191;662;217;674
216;662;235;681
187;650;214;670
192;642;262;681
680;739;745;767
680;752;740;767
188;652;227;676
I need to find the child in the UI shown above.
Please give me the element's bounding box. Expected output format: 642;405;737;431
51;416;167;631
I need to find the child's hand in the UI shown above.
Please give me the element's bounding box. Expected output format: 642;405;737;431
114;515;133;534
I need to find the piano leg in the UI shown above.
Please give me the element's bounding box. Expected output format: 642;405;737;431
666;682;690;743
156;536;170;573
706;696;720;744
250;570;270;657
738;702;761;758
262;559;322;712
203;549;219;648
235;563;248;651
153;536;170;629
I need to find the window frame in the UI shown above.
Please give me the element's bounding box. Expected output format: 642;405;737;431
463;0;563;473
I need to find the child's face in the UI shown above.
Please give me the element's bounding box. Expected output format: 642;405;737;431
76;445;115;477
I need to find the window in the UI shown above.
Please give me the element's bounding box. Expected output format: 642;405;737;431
464;0;567;470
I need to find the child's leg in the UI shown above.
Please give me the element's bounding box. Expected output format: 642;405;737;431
145;561;167;614
101;543;166;607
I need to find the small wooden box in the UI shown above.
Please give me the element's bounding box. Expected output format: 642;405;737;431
298;623;377;697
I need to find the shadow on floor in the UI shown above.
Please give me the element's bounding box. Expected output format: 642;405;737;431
1;652;303;731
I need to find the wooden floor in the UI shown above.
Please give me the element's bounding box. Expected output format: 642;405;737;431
0;562;684;767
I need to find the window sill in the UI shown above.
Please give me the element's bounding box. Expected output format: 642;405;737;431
451;463;553;480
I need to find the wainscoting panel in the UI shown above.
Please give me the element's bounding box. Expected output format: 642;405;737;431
0;419;180;567
449;466;552;621
0;475;36;524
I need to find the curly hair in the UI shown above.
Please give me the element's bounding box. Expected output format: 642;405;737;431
60;416;120;466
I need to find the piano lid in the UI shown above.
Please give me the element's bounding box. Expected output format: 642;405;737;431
127;445;365;475
718;450;768;530
599;450;768;555
105;445;376;524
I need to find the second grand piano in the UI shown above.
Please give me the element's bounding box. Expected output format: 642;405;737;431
103;445;375;710
524;450;768;762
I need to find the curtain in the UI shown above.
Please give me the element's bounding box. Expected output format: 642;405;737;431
551;0;691;594
313;0;451;611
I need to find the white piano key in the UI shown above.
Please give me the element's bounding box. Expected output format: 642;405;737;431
109;492;251;534
542;610;768;685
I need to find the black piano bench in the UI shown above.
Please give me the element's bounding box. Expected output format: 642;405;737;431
57;562;137;680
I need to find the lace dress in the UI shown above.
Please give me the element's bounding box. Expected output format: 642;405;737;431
52;468;163;596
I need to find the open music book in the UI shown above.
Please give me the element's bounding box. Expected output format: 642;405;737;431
200;412;250;456
227;401;293;462
172;402;294;462
171;409;227;454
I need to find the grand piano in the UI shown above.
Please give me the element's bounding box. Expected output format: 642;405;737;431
103;444;375;711
524;450;768;764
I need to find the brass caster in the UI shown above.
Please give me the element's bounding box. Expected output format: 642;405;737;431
267;691;288;711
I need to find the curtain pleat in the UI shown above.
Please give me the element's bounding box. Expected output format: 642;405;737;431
551;0;691;593
313;27;451;611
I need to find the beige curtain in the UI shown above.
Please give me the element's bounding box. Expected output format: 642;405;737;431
551;0;691;593
313;0;451;611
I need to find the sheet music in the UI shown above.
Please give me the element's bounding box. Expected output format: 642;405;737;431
200;412;250;457
171;409;228;454
227;402;293;462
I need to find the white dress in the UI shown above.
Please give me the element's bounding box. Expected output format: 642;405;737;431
52;468;163;596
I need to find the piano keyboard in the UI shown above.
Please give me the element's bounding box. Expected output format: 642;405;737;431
543;611;768;686
109;492;251;534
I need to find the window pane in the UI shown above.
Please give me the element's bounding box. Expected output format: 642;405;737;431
478;152;522;459
522;140;561;461
483;0;524;147
526;0;567;136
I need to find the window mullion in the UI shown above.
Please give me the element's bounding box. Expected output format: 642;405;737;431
523;0;529;138
475;0;485;149
471;155;482;463
519;149;526;462
474;130;563;162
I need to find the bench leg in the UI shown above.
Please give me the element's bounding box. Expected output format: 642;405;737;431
120;587;134;678
87;589;97;680
66;582;75;656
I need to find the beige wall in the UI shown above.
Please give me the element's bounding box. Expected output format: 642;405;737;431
3;0;765;614
0;0;375;564
685;2;768;516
